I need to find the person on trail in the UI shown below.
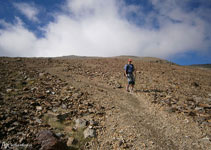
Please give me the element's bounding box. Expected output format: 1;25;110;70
124;59;136;92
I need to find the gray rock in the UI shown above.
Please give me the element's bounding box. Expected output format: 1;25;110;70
83;128;96;138
193;97;202;103
19;137;25;143
75;118;87;128
46;90;51;94
8;127;16;132
36;106;42;111
39;73;45;77
26;77;31;81
55;132;63;138
13;121;19;126
6;89;12;93
61;104;67;109
206;98;211;103
200;136;210;145
195;107;203;111
35;118;42;124
52;108;58;112
89;120;98;126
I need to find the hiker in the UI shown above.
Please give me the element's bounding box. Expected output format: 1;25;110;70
124;59;136;92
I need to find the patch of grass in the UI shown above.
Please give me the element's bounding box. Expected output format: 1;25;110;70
43;114;65;130
15;81;25;89
69;128;91;150
49;120;66;130
27;80;35;85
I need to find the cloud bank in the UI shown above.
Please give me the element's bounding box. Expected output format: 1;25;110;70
0;0;210;58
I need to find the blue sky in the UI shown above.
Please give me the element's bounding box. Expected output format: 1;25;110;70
0;0;211;65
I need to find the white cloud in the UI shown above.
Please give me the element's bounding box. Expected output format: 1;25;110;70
13;2;39;22
0;0;210;58
0;18;37;56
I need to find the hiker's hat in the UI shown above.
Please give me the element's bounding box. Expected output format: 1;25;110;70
128;58;132;62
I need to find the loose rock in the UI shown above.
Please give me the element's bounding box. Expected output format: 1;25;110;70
75;118;87;129
83;128;96;138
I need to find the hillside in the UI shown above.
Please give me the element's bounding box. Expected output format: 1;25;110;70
189;64;211;69
0;57;211;150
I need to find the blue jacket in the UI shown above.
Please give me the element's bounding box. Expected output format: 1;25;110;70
124;64;134;73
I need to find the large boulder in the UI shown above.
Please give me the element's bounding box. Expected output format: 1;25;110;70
36;130;68;150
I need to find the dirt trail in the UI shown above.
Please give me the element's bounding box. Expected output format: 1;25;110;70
43;61;210;150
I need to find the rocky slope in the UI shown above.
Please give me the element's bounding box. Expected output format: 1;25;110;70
0;57;210;150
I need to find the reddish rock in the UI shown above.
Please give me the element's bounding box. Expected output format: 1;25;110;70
36;130;68;150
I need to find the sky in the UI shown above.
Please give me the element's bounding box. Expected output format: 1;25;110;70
0;0;211;65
